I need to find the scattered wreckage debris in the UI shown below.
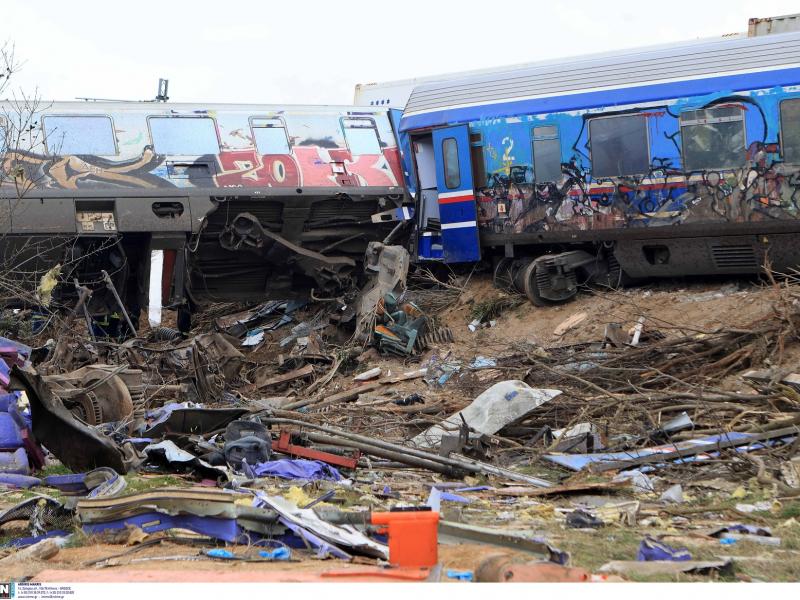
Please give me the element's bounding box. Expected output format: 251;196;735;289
3;272;800;582
12;366;127;473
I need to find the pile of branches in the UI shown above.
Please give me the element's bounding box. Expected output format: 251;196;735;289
498;282;800;445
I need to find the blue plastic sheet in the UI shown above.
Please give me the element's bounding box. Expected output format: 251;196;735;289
205;547;289;560
0;473;41;488
259;546;291;560
252;459;342;481
446;569;474;581
43;473;88;494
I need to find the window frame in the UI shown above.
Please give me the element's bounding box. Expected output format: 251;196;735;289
679;105;747;172
442;136;461;190
780;98;800;165
42;114;119;157
469;131;487;189
530;124;562;183
146;115;221;156
249;116;292;155
588;113;651;178
340;116;383;155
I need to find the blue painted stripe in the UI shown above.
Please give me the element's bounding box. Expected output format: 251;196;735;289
399;67;800;132
439;200;478;224
441;226;481;263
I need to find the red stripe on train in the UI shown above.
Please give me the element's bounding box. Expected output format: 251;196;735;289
438;194;475;204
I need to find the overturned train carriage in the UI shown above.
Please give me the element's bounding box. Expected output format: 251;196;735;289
398;28;800;304
0;101;410;322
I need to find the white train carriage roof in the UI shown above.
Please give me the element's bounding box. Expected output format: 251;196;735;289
401;30;800;130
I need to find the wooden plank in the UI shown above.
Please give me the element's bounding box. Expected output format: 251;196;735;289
320;381;383;405
256;364;314;389
283;367;428;411
380;368;427;384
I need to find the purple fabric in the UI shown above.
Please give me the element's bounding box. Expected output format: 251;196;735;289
0;337;32;362
712;524;772;537
0;392;19;412
0;358;9;388
253;459;342;481
638;536;692;561
439;491;471;503
0;413;22;449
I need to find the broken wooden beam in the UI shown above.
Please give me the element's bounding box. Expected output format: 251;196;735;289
256;364;314;389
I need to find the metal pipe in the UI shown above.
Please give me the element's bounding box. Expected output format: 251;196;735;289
262;417;553;487
73;278;96;342
303;432;459;476
101;270;137;336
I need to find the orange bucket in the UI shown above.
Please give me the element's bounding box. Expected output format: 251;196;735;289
371;509;440;568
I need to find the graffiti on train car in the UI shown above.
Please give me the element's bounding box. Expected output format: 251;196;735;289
0;110;402;192
473;86;800;235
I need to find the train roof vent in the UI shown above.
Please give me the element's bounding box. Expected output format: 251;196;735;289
710;244;759;269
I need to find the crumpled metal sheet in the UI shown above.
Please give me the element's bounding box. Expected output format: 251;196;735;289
143;440;229;480
253;492;388;560
144;406;248;438
77;487;246;523
12;365;126;473
0;495;74;537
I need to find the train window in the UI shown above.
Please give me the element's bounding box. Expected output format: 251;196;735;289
43;115;117;156
531;125;562;182
342;118;382;155
680;106;745;171
589;114;649;177
442;137;460;189
251;118;291;154
148;116;219;155
780;99;800;164
470;132;487;188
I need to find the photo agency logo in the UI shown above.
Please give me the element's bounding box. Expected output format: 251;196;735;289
0;583;15;599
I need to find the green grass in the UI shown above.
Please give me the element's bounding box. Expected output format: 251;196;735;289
123;474;185;494
778;500;800;520
37;463;73;477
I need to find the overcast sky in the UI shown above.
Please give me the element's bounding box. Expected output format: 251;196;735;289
3;0;799;105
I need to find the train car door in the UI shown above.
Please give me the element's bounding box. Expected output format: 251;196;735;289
431;126;481;263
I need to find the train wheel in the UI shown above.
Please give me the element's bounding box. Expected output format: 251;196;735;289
522;260;553;307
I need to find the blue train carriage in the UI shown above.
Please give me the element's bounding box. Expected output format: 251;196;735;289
0;101;409;330
398;28;800;304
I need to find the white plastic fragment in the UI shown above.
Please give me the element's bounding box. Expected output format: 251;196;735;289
148;249;164;327
613;469;655;494
659;484;684;504
354;367;382;381
411;380;561;448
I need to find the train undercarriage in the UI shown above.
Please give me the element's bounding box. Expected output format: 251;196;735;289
489;230;800;305
0;188;412;335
